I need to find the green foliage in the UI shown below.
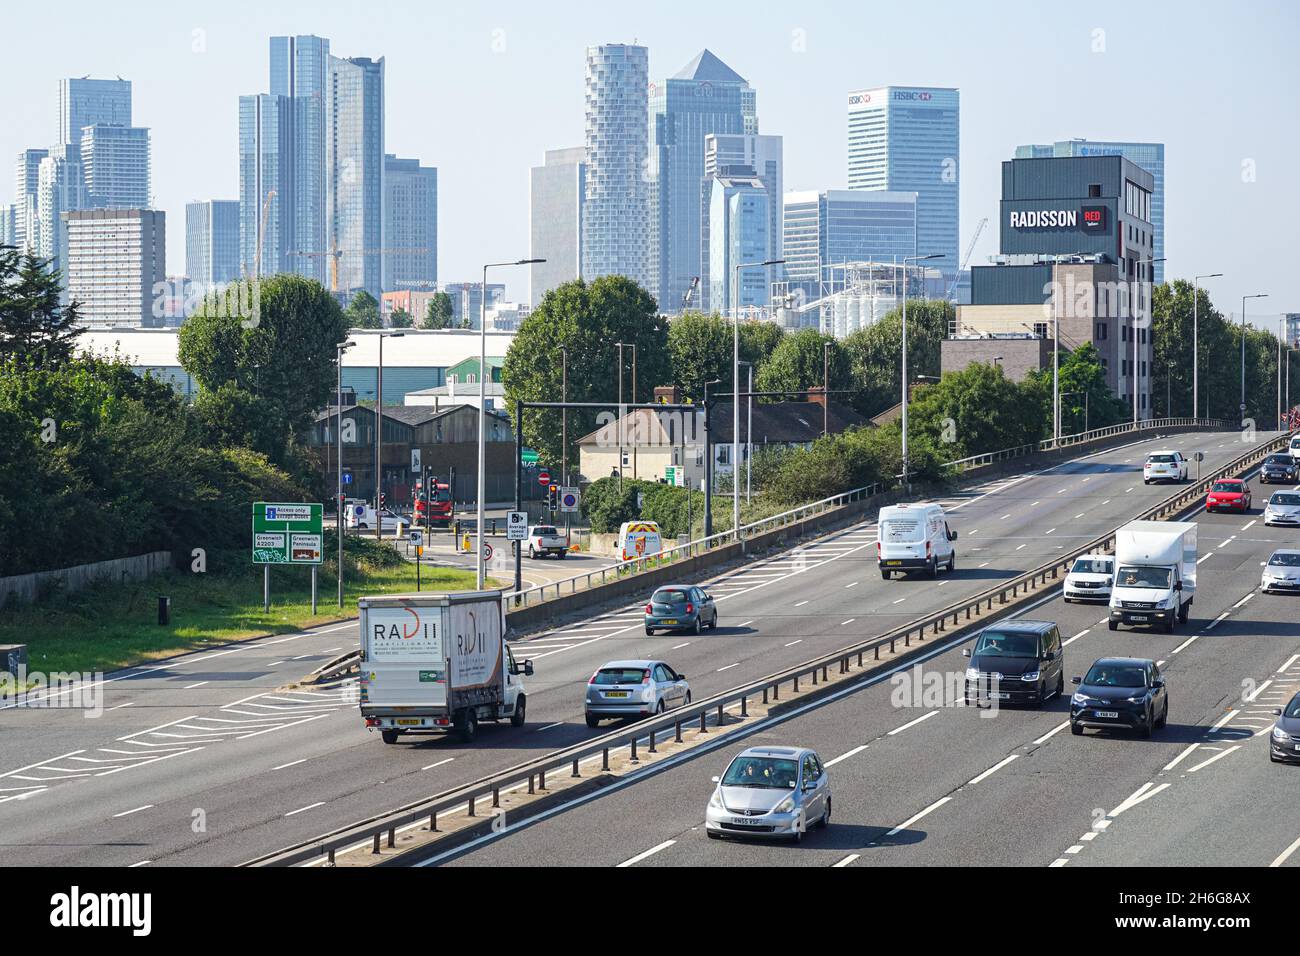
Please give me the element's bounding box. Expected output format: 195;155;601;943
739;321;787;371
422;292;455;329
754;329;852;399
344;289;380;329
502;276;669;469
764;422;946;507
1025;342;1130;432
389;307;413;329
0;247;82;369
842;299;953;417
909;362;1048;459
667;310;732;403
580;476;703;538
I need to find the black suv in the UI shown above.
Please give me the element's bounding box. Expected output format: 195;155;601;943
1260;454;1299;484
963;620;1065;707
1070;657;1168;737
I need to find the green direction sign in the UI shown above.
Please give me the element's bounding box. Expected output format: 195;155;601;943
521;448;540;465
252;502;323;565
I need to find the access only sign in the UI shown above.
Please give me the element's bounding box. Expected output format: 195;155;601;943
252;502;323;565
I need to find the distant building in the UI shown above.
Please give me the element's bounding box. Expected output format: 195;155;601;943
381;289;439;325
1016;140;1165;283
443;282;506;328
13;148;50;252
530;146;586;303
238;93;291;278
707;174;770;315
582;43;649;290
781;188;919;295
382;154;437;294
327;55;385;300
271;35;330;285
847;86;959;282
36;144;85;283
1284;313;1300;349
185;200;240;286
80;124;151;209
702;133;782;309
0;204;13;246
64;208;166;328
58;77;132;146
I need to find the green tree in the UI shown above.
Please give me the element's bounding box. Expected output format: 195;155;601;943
389;307;413;329
0;247;82;368
502;276;669;469
739;321;786;371
422;292;454;329
909;362;1047;460
842;299;954;418
667;310;731;402
344;289;380;329
1029;342;1129;432
754;329;852;401
178;274;349;462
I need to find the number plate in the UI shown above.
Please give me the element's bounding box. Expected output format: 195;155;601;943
604;691;629;699
990;692;1010;700
395;718;423;726
1096;711;1119;719
661;619;678;625
886;560;902;566
731;817;764;826
1129;615;1149;622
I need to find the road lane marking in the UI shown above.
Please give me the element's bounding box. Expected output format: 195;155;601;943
1209;710;1240;732
1163;744;1200;771
271;758;307;771
885;796;951;837
1279;655;1300;674
784;640;802;647
113;804;154;818
1270;834;1300;868
1197;552;1215;564
1045;528;1056;535
1187;746;1240;772
671;643;691;650
888;711;938;735
845;581;859;588
840;619;855;626
967;754;1018;785
535;722;564;733
618;840;675;867
1242;520;1256;530
832;854;859;867
1204;612;1230;632
108;702;133;711
285;801;326;816
794;601;809;608
1171;635;1199;654
422;758;455;771
1110;782;1169;817
184;682;209;689
1233;593;1254;609
1034;722;1071;745
1245;680;1272;703
825;745;868;767
1063;629;1090;646
716;663;739;672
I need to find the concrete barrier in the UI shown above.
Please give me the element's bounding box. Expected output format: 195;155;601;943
0;551;176;608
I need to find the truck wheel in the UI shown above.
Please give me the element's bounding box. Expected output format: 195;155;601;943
455;709;477;743
557;551;566;559
1107;620;1118;631
381;729;399;745
528;545;536;559
1178;602;1189;623
510;694;527;728
881;569;891;580
927;557;938;580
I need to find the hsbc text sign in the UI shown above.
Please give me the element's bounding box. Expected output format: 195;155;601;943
848;89;935;106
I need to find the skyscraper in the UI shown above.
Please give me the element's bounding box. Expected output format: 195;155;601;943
382;154;437;293
529;146;586;303
649;50;751;313
707;173;769;315
327;55;385;300
64;208;165;328
58;77;132;146
81;124;150;208
846;86;959;281
186;199;240;286
13;148;49;252
582;43;649;291
271;35;330;283
238;93;292;278
702;132;782;309
1015;140;1165;282
36;144;85;283
781;189;919;292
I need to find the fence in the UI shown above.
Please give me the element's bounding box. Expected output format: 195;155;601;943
0;551;175;608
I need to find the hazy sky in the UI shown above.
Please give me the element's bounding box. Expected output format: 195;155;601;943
7;0;1297;323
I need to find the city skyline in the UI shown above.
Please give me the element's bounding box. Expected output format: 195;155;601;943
2;0;1297;317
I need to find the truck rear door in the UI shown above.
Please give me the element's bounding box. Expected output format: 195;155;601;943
362;605;447;709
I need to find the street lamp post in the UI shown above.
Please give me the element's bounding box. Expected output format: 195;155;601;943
1241;293;1268;429
615;342;626;490
703;378;723;538
1287;347;1300;430
478;258;544;588
335;340;355;607
1192;273;1222;422
1131;256;1165;427
901;254;943;493
375;330;404;541
732;257;783;540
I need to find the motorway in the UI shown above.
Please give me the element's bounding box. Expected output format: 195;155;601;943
0;428;1281;866
430;443;1300;869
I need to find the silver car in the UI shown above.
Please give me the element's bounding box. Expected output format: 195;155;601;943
585;660;691;728
1264;491;1300;527
705;746;831;842
1261;550;1300;594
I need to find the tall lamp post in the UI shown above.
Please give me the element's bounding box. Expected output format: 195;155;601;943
1240;293;1268;429
732;257;783;540
335;340;356;607
702;378;723;538
1192;273;1222;421
1131;256;1165;426
901;253;943;492
375;330;405;540
478;258;544;588
1286;346;1300;431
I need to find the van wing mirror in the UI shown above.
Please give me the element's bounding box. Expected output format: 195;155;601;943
524;660;535;677
948;530;958;541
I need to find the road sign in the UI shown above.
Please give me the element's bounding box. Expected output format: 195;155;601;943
342;470;352;485
410;448;422;473
252;502;323;565
560;487;579;513
537;470;551;486
664;465;685;488
482;543;494;562
506;511;529;540
522;449;540;465
408;529;424;547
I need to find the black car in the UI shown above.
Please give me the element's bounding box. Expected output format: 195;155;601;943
1260;454;1300;484
963;620;1065;707
1070;657;1168;737
1269;692;1300;763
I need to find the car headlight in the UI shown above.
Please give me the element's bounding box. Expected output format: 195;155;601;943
1273;727;1290;741
1072;693;1090;705
1020;671;1040;682
774;795;795;814
1126;695;1147;704
965;667;979;681
709;789;724;809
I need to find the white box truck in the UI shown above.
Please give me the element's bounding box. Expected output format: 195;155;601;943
358;590;532;744
1108;521;1197;633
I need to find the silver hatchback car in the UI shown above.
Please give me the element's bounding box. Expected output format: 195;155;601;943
585;660;691;728
705;746;831;842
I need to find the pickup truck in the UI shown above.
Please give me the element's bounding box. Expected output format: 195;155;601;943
527;525;568;559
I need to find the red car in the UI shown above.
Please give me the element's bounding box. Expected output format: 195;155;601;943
1206;478;1252;513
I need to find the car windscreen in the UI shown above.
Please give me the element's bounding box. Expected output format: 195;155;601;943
651;589;689;604
1084;665;1147;688
1270;494;1300;506
1286;697;1300;719
1266;456;1292;466
1071;558;1112;575
881;518;924;542
1147;455;1175;463
1115;566;1172;589
1268;553;1300;567
974;630;1039;658
1211;481;1242;493
534;527;557;536
722;756;799;789
593;667;648;685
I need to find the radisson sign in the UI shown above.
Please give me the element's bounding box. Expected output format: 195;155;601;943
1010;209;1077;229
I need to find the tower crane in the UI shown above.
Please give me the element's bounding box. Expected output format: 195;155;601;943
947;216;988;302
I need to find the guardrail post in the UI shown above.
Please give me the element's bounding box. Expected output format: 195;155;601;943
387;826;396;848
527;774;535;795
428;811;438;832
328;847;336;866
699;711;708;734
793;674;800;692
812;668;819;686
467;795;476;817
602;748;610;771
648;729;658;753
716;703;724;726
630;737;639;762
675;721;683;743
821;664;829;682
572;758;581;778
372;833;381;854
538;768;547;790
492;787;500;809
740;696;748;717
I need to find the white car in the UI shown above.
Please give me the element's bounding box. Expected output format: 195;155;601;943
1143;451;1188;484
1064;554;1115;602
1264;491;1300;527
1289;435;1300;462
1261;550;1300;594
527;525;568;559
346;505;404;532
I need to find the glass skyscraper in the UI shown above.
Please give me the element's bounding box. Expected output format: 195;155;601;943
846;86;959;282
382;154;437;293
782;189;919;291
707;174;770;315
80;124;151;208
327;55;385;301
582;43;649;291
186;199;240;286
271;35;330;284
13;148;49;252
530;146;586;304
649;50;752;314
238;93;291;278
36;144;84;285
58;78;132;146
702;133;782;310
1014;139;1165;283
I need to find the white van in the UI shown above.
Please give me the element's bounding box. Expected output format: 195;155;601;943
1289;434;1300;462
617;521;663;561
877;503;957;579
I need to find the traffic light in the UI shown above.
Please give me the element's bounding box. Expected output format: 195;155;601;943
548;484;558;512
379;492;386;509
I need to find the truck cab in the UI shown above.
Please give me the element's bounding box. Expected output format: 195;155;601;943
1108;520;1197;633
527;525;568;559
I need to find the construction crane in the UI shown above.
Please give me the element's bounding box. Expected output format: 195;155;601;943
681;276;700;310
947;216;988;302
248;189;276;280
288;245;431;293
